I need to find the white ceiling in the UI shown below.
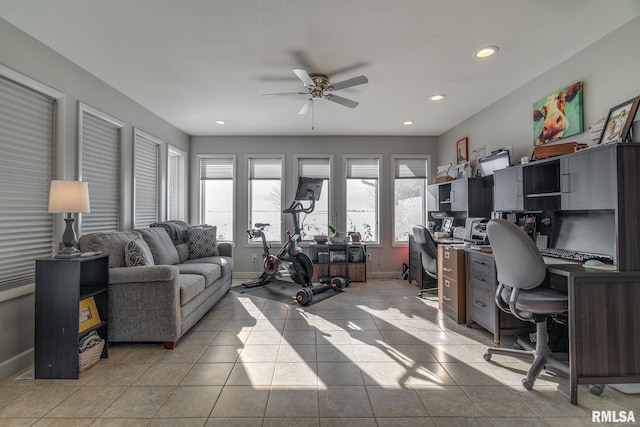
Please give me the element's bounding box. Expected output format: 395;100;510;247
1;0;639;136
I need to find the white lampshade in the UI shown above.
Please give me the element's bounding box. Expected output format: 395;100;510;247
48;180;91;214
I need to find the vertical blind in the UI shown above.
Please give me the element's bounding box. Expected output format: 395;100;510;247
394;158;428;179
0;76;54;291
298;157;330;179
346;158;379;179
200;157;234;180
134;131;160;228
81;110;121;234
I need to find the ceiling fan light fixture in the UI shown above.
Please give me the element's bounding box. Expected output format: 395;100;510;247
403;121;414;126
215;120;226;125
474;46;499;58
429;94;446;102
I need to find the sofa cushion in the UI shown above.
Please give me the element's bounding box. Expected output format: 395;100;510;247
137;227;180;265
175;242;190;264
176;263;221;287
79;231;142;268
150;220;190;243
188;226;219;258
184;256;233;276
124;239;155;267
179;274;206;306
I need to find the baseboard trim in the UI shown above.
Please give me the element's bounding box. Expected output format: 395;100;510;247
0;347;33;380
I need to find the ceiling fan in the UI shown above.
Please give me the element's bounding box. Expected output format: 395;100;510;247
264;69;368;115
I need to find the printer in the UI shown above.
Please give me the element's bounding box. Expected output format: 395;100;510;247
465;217;489;244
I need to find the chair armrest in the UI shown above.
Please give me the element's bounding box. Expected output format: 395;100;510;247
109;265;178;284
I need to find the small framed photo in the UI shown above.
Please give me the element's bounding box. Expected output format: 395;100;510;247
441;217;454;234
79;297;101;333
599;96;640;144
456;137;469;164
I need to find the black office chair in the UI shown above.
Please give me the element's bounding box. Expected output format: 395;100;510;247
483;219;570;390
411;225;438;298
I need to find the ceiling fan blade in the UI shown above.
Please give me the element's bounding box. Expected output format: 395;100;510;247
298;99;313;115
330;75;368;91
293;69;315;87
327;95;359;109
262;92;306;97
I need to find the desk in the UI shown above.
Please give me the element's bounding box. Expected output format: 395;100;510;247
545;263;640;405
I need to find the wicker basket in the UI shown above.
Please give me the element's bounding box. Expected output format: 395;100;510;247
79;339;104;372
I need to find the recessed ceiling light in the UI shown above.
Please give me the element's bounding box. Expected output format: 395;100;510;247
474;46;499;58
429;94;446;101
215;120;226;125
403;121;414;126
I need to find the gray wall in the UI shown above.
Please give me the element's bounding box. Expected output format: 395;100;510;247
437;17;640;169
0;18;189;379
190;136;437;278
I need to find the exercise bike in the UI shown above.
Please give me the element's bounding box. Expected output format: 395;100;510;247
242;177;347;304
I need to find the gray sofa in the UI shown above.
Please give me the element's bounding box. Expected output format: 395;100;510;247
78;226;232;349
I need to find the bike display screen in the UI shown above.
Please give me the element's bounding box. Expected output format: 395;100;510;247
295;177;323;200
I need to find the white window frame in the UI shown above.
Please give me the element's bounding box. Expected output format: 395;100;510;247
0;64;64;298
391;154;431;247
247;154;284;246
133;128;162;228
198;154;236;242
343;154;382;246
77;102;125;234
293;154;333;245
167;145;187;221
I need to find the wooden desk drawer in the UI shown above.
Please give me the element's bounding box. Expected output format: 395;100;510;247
442;276;458;307
441;247;459;275
468;257;492;279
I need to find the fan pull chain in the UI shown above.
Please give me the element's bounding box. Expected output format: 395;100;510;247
311;100;315;130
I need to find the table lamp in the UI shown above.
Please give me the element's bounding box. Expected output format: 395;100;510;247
48;180;91;258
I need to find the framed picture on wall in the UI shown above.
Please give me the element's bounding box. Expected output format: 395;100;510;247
456;138;468;164
598;95;640;144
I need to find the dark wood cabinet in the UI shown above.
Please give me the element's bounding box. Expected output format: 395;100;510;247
493;165;523;211
35;255;109;379
560;145;616;210
309;243;367;282
427;178;493;224
465;249;530;345
438;244;466;324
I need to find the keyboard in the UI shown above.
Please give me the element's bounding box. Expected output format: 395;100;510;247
541;248;614;264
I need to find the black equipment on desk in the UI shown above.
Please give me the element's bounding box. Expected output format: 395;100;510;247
548;210;615;263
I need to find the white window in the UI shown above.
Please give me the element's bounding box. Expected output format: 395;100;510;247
167;145;187;221
79;103;124;234
248;156;283;243
199;155;235;241
0;73;57;292
345;156;380;243
393;156;429;243
133;129;161;228
296;156;331;241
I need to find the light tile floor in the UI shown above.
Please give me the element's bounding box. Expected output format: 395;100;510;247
1;279;639;426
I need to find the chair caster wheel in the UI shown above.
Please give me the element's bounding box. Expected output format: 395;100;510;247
522;378;534;390
589;384;605;396
483;352;492;361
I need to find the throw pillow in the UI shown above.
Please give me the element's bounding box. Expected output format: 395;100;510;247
124;239;155;267
188;226;219;259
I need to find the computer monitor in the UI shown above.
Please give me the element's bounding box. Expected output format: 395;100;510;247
294;177;323;200
550;210;615;257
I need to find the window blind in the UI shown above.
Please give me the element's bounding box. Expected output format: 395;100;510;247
0;76;54;291
249;157;282;179
346;158;379;179
134;131;160;228
395;158;428;179
298;157;330;179
80;110;122;234
200;157;234;180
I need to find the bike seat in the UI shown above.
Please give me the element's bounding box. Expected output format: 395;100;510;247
255;223;270;228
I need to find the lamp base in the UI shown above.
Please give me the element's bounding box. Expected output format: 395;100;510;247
56;246;81;259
